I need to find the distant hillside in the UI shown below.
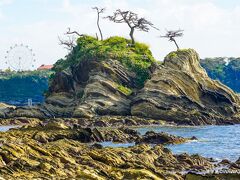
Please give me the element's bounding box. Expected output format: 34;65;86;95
0;70;53;106
200;57;240;92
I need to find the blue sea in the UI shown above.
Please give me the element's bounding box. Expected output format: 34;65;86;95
101;125;240;161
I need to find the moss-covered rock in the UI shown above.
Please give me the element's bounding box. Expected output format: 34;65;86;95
53;36;156;88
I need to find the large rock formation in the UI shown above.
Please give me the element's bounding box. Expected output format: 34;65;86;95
2;48;240;125
44;58;138;118
131;49;240;125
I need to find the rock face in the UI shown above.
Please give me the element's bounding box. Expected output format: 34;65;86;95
44;58;137;118
131;49;240;125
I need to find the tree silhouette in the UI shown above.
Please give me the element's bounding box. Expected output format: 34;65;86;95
65;27;83;37
105;9;158;44
58;35;76;51
160;29;184;50
58;28;84;51
92;7;105;41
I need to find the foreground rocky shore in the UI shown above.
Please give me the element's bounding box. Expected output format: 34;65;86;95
0;120;239;179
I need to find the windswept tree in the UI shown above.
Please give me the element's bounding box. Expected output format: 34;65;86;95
58;28;84;51
58;35;76;51
105;9;158;44
92;7;105;40
160;29;184;50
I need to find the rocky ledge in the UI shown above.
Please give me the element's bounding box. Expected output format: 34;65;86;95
0;121;191;145
0;122;238;179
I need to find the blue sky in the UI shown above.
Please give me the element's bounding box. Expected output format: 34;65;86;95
0;0;240;70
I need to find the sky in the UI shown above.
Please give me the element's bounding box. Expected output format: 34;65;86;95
0;0;240;70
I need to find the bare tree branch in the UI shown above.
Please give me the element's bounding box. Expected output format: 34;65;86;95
58;28;85;51
58;36;76;51
92;7;105;40
65;27;84;37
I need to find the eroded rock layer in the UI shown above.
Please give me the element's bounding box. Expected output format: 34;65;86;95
46;58;139;118
131;49;240;125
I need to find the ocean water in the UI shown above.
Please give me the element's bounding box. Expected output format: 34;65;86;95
101;125;240;161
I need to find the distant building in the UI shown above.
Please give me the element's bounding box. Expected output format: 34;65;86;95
37;64;53;70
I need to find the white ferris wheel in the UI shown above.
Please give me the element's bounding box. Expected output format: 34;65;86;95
5;44;36;71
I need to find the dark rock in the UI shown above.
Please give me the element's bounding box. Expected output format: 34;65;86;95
119;127;140;136
220;159;231;165
91;143;103;149
136;131;189;145
191;136;198;140
92;120;109;127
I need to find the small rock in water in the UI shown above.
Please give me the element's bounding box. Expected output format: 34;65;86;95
220;159;231;165
91;143;103;149
190;136;198;140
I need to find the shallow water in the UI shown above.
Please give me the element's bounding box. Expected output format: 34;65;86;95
0;125;16;132
101;125;240;161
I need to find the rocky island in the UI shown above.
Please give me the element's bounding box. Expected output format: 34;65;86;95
0;36;240;179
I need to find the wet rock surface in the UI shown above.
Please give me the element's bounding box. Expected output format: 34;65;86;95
136;131;195;145
0;119;238;179
0;122;216;179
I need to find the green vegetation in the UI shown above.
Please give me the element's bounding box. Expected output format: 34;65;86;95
201;57;240;92
53;36;156;87
166;49;191;59
117;85;132;96
0;70;53;80
166;52;178;59
0;70;53;105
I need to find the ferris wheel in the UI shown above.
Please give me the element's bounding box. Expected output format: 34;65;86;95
5;44;36;71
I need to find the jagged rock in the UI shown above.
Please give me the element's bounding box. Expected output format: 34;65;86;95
0;138;214;179
46;59;137;118
136;131;191;145
131;49;240;125
0;121;237;179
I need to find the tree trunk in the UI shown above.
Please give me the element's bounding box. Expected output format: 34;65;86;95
97;13;103;40
173;39;179;50
130;28;135;44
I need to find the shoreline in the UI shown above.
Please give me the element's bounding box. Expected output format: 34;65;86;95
0;117;238;179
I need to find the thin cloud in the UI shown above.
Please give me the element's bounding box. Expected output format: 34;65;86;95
0;0;240;70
